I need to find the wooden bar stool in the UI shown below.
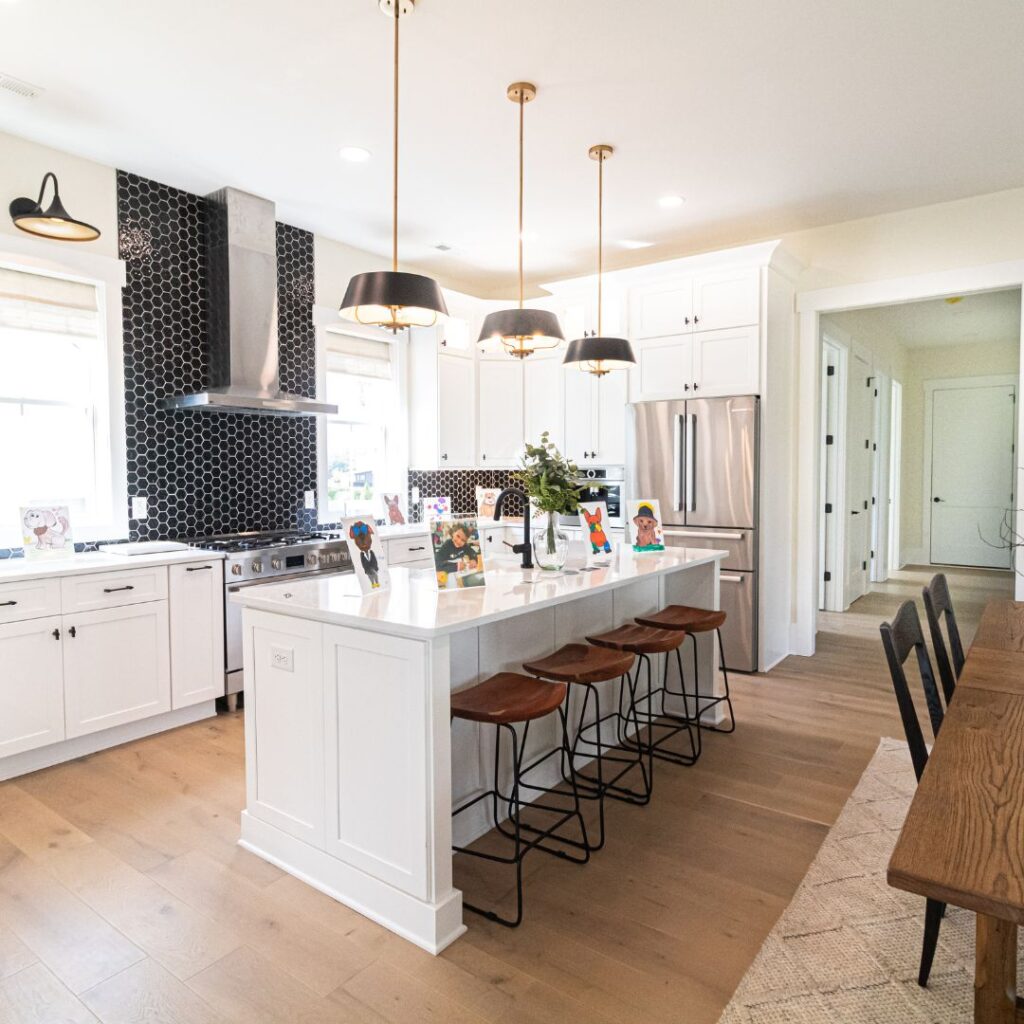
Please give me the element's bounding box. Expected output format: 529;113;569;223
451;672;588;928
635;604;736;744
586;622;698;777
522;643;640;852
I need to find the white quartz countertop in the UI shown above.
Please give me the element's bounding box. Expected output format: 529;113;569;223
232;547;726;639
0;547;225;583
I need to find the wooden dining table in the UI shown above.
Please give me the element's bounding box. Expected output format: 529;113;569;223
888;598;1024;1023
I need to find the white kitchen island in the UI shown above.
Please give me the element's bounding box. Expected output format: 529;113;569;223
233;545;726;953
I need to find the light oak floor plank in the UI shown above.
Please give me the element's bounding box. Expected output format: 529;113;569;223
0;962;98;1024
0;564;1005;1023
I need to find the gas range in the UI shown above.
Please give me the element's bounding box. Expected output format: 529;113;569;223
187;530;355;704
191;530;353;584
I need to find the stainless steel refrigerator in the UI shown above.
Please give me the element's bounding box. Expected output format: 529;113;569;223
627;396;759;671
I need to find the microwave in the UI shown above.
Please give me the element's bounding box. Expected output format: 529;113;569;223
562;465;625;528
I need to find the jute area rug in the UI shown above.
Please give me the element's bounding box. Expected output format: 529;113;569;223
717;737;1019;1023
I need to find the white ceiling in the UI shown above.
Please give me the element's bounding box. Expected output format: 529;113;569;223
828;289;1022;349
2;0;1024;296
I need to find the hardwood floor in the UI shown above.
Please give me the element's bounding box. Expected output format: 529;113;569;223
0;566;1012;1023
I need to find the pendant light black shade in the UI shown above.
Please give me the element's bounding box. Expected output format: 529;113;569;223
477;307;563;358
9;172;100;242
340;270;448;331
563;334;636;376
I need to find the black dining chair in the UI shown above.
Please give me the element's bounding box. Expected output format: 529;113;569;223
922;573;965;706
879;600;946;988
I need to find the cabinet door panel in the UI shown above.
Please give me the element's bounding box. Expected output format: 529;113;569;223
596;371;628;465
246;614;324;845
437;355;475;467
563;366;595;463
478;360;524;466
692;267;760;331
629;282;693;339
525;355;564;452
64;602;171;738
632;334;692;402
169;561;224;709
692;325;760;398
0;616;64;757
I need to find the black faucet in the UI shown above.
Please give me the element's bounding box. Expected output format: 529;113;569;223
493;488;533;569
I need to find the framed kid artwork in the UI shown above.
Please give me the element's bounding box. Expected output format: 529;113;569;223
422;495;450;519
430;517;486;590
381;493;406;526
342;516;391;594
628;499;665;552
20;505;73;559
475;486;500;520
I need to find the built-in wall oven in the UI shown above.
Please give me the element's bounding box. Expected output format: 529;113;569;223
560;465;625;528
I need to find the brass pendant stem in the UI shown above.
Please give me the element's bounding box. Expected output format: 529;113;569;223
597;153;603;336
392;2;399;274
517;91;524;309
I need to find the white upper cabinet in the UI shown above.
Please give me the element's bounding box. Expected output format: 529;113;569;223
524;351;565;452
630;281;694;338
595;371;628;464
478;359;524;466
563;365;594;464
692;325;760;398
437;316;473;357
564;368;627;465
0;616;65;758
692;267;761;331
169;561;224;709
436;355;475;467
631;333;694;402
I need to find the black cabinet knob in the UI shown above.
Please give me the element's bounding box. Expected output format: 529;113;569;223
693;382;700;390
684;383;690;391
52;628;60;640
933;496;942;503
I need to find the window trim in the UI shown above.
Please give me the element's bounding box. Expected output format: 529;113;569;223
314;306;409;524
0;235;128;547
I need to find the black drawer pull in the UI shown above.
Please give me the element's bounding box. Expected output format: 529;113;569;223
408;546;425;552
185;565;212;572
102;585;135;593
0;600;17;607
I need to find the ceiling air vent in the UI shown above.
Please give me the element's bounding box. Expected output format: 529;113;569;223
0;73;43;100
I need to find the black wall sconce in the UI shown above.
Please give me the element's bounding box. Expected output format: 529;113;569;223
9;172;101;242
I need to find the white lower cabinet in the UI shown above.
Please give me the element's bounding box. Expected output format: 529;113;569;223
63;601;171;738
246;614;325;845
169;561;224;709
0;616;65;757
323;625;429;899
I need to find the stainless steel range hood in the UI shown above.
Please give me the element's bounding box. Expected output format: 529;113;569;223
162;187;337;417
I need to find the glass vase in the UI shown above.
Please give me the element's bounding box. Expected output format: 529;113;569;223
533;511;569;571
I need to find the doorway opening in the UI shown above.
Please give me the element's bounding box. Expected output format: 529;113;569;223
817;287;1021;616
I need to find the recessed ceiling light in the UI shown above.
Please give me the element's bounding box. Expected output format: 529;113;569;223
658;195;685;209
620;239;654;250
339;146;371;163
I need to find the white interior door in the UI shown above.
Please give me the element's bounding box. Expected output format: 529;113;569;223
930;383;1016;568
845;354;873;606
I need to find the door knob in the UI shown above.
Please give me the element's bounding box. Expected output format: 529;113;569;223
933;496;943;503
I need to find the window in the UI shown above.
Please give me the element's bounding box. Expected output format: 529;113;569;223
0;264;125;546
320;329;404;520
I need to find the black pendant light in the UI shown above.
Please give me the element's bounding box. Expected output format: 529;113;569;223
9;172;101;242
339;0;447;332
477;82;563;359
563;145;635;376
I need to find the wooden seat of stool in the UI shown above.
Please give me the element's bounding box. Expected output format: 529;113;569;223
586;623;684;656
451;674;567;725
523;643;634;684
636;605;726;633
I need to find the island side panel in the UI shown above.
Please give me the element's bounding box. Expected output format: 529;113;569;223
240;608;465;955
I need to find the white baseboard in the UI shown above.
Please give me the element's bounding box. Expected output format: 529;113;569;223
239;812;466;956
0;701;217;782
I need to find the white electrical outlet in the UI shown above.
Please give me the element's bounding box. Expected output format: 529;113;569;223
411;486;420;505
304;489;316;510
270;645;294;672
131;496;148;519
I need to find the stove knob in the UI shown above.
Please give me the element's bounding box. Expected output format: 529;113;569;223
251;559;263;574
271;557;283;570
231;563;243;576
306;552;318;566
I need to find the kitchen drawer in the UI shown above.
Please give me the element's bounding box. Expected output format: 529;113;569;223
0;577;62;624
386;535;432;566
61;565;168;613
663;527;755;571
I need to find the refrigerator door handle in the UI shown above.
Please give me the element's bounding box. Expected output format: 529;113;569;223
720;573;745;583
673;414;685;511
686;413;697;513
